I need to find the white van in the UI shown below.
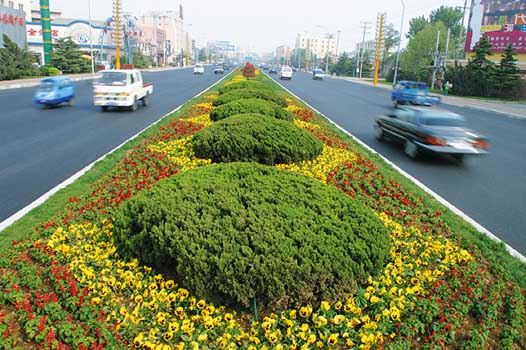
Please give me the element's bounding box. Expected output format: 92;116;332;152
279;66;293;80
194;63;205;74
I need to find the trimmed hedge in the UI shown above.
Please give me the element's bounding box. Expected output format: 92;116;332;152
210;98;293;121
112;162;391;310
218;81;272;95
192;114;323;165
213;88;288;107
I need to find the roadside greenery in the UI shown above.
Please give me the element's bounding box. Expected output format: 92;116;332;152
210;98;293;121
0;34;38;80
213;88;288;107
51;37;91;74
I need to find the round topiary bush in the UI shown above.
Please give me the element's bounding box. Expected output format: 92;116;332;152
210;98;293;121
213;88;288;107
112;162;391;311
218;81;272;95
192;114;323;165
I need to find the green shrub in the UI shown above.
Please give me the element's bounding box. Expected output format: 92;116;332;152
218;81;271;95
210;98;293;121
213;88;288;107
112;162;391;310
39;66;50;76
47;67;61;76
192;114;323;165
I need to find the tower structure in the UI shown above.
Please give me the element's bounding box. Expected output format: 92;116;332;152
113;0;124;69
39;0;53;65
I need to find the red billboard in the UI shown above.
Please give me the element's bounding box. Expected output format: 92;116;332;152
465;0;526;53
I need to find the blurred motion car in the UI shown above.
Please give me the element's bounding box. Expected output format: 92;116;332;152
268;66;278;74
312;69;326;80
34;76;75;108
374;106;489;163
392;81;441;107
279;66;293;80
214;65;225;74
193;63;205;74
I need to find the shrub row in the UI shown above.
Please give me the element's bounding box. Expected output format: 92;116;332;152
218;81;271;95
213;88;288;108
192;114;323;165
210;98;293;121
112;162;391;310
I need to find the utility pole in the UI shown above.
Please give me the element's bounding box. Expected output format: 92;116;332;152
88;0;95;74
358;21;370;79
325;33;334;74
444;27;451;75
335;30;342;57
374;13;386;86
393;0;405;85
431;30;440;89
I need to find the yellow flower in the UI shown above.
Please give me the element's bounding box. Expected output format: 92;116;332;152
320;301;331;311
162;332;173;342
328;334;338;346
299;306;312;318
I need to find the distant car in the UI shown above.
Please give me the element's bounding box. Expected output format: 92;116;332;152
374;106;489;163
312;69;325;80
214;65;225;74
34;76;75;107
268;66;278;74
392;81;441;107
279;66;293;80
194;63;205;74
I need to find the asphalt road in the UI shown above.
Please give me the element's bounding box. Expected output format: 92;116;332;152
0;67;226;223
270;72;526;255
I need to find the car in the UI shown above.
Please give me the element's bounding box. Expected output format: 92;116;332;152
93;69;153;112
194;63;205;74
34;76;75;108
312;69;325;80
374;106;489;163
214;65;225;74
279;66;293;80
268;66;278;74
392;81;441;107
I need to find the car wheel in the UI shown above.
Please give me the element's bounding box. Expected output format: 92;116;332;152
101;106;108;112
374;125;385;141
404;140;419;159
130;97;138;112
393;100;398;108
142;94;150;107
452;154;465;164
68;97;75;106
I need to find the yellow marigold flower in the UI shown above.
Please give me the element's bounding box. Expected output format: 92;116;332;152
334;301;343;311
299;306;312;318
370;295;380;303
300;323;309;332
289;309;297;319
320;301;331;311
307;334;317;345
196;299;206;310
333;314;346;325
91;297;101;306
162;332;173;342
133;333;144;346
328;334;338;346
197;333;208;342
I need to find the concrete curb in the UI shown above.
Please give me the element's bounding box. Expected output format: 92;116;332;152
267;71;526;264
0;67;192;91
0;69;234;233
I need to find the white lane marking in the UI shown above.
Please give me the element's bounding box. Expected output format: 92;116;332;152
267;72;526;263
0;71;233;233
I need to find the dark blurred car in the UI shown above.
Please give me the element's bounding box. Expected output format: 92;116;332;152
374;106;489;163
214;65;225;74
268;66;278;74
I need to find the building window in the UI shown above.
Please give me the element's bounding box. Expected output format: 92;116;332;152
9;0;14;8
19;3;24;11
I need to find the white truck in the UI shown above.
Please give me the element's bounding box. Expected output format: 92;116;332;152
93;69;153;112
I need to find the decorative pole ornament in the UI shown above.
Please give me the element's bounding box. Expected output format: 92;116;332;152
113;0;124;69
39;0;53;65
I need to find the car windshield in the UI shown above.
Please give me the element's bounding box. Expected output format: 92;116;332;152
314;70;324;74
419;112;466;127
96;72;128;86
403;83;426;89
39;81;54;92
283;67;292;72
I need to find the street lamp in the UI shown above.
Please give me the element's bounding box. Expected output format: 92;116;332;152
393;0;405;85
88;0;95;75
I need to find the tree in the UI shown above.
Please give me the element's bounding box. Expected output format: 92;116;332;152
381;23;401;75
198;48;207;62
0;34;37;80
51;37;91;74
430;6;465;39
492;44;522;98
470;35;493;70
407;16;428;39
132;51;154;69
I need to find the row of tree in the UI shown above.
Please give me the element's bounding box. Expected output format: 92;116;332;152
0;34;93;80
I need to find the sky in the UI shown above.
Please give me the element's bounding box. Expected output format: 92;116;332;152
35;0;468;53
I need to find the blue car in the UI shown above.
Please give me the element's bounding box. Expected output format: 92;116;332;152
34;76;75;107
391;81;440;107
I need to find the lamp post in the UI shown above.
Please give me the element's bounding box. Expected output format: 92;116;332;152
393;0;405;85
88;0;95;75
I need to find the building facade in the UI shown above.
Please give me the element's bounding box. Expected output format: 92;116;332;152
354;39;376;61
275;45;291;64
295;32;336;58
0;0;30;20
0;4;26;47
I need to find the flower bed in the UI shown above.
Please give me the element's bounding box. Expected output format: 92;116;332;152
0;66;524;350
